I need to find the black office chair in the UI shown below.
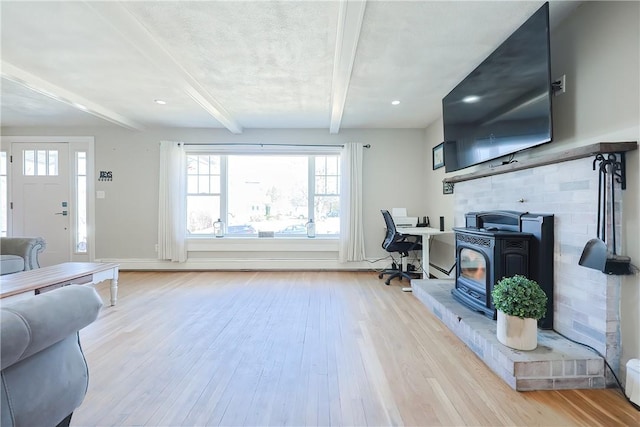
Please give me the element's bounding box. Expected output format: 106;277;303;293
378;209;422;285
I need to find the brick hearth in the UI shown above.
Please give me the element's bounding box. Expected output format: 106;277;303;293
439;145;639;386
412;278;606;391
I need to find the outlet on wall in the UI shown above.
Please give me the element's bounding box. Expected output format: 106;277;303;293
553;74;566;96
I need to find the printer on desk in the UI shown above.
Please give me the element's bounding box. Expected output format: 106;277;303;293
391;208;418;228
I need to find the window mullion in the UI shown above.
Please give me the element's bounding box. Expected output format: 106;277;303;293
220;155;228;223
308;156;315;221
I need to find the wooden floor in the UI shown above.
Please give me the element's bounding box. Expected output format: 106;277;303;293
72;271;638;426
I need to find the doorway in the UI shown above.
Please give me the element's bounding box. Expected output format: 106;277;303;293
2;136;95;265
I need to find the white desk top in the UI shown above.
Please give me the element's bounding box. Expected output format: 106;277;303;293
397;226;452;236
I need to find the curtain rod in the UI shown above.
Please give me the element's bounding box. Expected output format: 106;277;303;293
181;143;370;148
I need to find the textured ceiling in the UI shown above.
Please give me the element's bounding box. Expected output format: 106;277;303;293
0;1;580;133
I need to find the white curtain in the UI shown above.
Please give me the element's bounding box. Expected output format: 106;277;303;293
339;142;366;262
158;141;187;262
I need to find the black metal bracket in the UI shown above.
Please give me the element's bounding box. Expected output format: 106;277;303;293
592;152;626;190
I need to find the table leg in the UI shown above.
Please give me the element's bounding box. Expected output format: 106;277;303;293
404;235;432;292
109;268;119;306
422;235;431;280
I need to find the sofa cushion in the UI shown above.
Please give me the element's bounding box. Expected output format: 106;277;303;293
0;285;103;427
0;255;24;275
1;335;89;427
0;285;103;370
0;237;46;271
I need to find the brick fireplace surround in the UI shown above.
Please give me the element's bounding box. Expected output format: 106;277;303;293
412;142;637;391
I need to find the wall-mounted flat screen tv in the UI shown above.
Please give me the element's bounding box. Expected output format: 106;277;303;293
443;2;552;173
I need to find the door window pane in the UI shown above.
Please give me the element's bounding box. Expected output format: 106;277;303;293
23;150;35;175
0;152;6;236
48;150;59;175
23;149;59;176
36;150;47;176
75;152;87;252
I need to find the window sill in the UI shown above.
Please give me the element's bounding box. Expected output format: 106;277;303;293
187;237;339;252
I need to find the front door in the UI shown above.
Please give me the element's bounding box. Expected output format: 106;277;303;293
11;142;71;266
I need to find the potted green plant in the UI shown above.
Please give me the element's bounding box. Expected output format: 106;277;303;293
491;275;548;350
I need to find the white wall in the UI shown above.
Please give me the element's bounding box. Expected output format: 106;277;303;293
1;126;427;267
422;122;454;226
421;1;639;380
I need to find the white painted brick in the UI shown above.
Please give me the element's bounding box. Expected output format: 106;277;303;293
552;360;564;377
587;359;604;375
451;158;622;373
564;360;575;376
553;377;597;390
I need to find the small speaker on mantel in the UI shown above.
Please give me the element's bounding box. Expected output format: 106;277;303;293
439;216;445;231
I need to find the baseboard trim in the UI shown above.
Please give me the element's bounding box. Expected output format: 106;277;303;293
94;257;390;271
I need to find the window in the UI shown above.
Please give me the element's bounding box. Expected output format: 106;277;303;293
75;152;87;253
0;152;7;236
23;149;58;176
187;154;222;234
313;156;340;224
186;153;340;237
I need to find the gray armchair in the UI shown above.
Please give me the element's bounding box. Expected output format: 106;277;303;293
1;285;103;427
0;236;46;275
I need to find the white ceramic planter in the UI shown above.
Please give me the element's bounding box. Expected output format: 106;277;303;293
496;310;538;350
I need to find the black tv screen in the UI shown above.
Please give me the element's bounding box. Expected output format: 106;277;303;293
443;2;552;173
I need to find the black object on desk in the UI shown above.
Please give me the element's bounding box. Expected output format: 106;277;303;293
416;216;430;227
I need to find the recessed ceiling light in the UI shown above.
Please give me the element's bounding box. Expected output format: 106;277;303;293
154;99;167;105
391;100;400;105
462;95;481;103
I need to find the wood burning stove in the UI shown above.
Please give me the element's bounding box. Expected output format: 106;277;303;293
452;211;554;329
453;228;532;318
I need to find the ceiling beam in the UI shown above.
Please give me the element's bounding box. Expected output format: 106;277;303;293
1;61;144;131
329;0;367;134
86;1;243;134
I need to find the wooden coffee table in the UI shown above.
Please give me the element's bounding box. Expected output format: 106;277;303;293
0;262;120;305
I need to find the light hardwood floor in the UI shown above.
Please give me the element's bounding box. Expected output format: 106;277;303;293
72;271;638;426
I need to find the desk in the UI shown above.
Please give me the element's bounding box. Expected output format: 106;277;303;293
398;227;452;280
0;262;120;305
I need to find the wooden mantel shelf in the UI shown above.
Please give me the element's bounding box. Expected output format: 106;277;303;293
443;141;638;184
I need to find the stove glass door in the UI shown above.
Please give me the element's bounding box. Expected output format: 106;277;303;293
460;247;487;283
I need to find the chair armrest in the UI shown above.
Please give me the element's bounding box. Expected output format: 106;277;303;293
396;232;421;243
0;285;103;370
0;237;46;270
